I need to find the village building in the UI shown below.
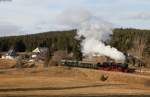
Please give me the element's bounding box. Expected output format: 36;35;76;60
1;49;16;60
31;47;48;61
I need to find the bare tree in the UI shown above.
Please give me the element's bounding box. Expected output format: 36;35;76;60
128;35;147;71
49;50;68;66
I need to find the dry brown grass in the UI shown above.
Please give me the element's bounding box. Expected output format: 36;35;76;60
0;59;17;69
0;66;149;96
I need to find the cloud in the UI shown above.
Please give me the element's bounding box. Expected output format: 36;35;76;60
126;12;150;20
0;21;24;36
57;8;92;28
0;0;150;36
0;0;90;36
0;0;62;35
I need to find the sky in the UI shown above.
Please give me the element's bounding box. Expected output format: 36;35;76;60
0;0;150;36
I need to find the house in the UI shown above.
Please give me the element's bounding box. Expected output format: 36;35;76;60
2;49;16;60
32;47;48;60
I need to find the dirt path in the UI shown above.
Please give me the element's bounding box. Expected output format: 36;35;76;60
0;83;127;92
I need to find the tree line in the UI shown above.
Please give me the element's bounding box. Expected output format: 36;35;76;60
0;30;82;60
111;28;150;55
0;28;149;61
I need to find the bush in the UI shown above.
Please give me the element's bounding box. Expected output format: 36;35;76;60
100;74;109;81
50;50;68;66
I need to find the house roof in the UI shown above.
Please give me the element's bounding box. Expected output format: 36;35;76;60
6;49;16;56
32;47;48;53
32;48;40;53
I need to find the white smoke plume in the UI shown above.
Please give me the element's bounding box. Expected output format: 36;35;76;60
77;18;125;61
58;9;125;61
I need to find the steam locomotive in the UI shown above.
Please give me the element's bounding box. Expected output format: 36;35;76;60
60;60;129;72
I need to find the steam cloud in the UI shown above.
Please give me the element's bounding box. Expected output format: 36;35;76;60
59;9;125;61
77;18;125;61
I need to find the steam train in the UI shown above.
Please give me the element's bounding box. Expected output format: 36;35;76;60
60;60;129;72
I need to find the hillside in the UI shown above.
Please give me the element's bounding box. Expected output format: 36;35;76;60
0;29;82;60
0;29;77;51
0;28;149;65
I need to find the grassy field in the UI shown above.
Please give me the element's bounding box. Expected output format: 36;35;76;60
0;66;149;97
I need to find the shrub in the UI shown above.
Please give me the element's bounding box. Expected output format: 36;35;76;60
100;74;109;81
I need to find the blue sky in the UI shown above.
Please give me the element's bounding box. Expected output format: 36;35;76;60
0;0;150;36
